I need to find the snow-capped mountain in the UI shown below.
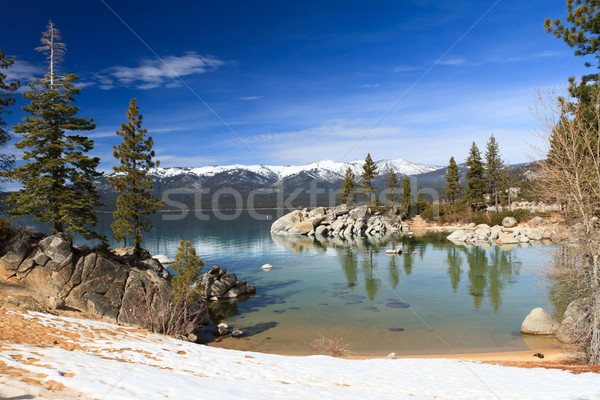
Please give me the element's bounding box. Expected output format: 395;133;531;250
147;158;441;183
96;159;442;210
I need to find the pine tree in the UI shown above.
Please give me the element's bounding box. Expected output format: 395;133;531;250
337;167;357;205
401;176;412;214
465;142;486;210
0;50;19;172
109;98;164;253
442;156;461;204
485;134;503;213
385;168;400;206
5;23;102;239
416;186;427;215
171;240;205;304
360;153;379;204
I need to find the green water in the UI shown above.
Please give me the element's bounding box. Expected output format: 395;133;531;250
21;210;554;356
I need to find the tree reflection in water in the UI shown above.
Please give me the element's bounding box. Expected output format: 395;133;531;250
270;232;522;311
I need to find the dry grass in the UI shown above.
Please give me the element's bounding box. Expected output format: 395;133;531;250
309;334;350;358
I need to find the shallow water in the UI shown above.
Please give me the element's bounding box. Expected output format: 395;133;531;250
20;210;554;355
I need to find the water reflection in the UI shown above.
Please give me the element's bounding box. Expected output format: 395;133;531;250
272;232;522;312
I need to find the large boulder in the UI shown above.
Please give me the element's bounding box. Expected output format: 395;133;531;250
0;233;180;330
349;205;370;221
288;220;315;235
521;307;560;335
502;216;518;228
556;298;588;344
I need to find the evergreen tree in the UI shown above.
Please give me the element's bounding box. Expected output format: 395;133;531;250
545;1;600;126
485;134;503;213
5;22;102;239
171;240;205;304
109;98;164;253
465;142;486;210
401;176;412;214
416;186;428;215
360;153;379;204
0;50;19;172
337;167;357;205
442;156;461;204
385;167;400;206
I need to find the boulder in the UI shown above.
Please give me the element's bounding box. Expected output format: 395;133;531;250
214;323;229;336
521;307;560;335
333;204;350;217
556;299;587;344
311;207;327;216
315;225;329;236
496;234;519;245
502;216;518;228
349;205;370;221
232;329;244;338
447;230;468;242
289;220;315;235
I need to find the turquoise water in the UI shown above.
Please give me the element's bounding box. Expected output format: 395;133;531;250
20;210;554;356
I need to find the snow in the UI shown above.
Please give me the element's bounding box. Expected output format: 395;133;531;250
144;158;441;182
1;311;600;400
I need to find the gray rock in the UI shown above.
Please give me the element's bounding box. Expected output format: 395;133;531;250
521;307;560;335
232;329;244;338
333;204;350;217
349;205;370;220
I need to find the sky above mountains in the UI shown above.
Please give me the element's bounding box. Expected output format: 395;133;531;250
0;1;591;171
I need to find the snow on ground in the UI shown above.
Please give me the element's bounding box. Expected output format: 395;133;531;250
1;309;600;400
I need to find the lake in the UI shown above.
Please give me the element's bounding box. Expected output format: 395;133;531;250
20;210;556;356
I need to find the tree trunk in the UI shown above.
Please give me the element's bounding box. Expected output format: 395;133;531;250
494;188;499;213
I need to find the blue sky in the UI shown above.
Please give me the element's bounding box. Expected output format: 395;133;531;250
0;0;591;170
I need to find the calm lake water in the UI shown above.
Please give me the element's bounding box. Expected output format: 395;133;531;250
20;210;556;356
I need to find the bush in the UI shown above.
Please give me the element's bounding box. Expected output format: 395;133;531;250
0;220;45;257
132;283;204;338
309;334;350;357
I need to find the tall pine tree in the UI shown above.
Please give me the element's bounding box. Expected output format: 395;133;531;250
360;153;379;204
385;167;400;206
401;176;412;214
465;142;486;211
484;134;503;213
337;167;357;205
5;22;102;239
442;156;461;204
109;98;164;253
0;50;19;172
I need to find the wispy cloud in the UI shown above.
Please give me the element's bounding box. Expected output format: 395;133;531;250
237;96;264;101
96;52;224;90
360;83;380;88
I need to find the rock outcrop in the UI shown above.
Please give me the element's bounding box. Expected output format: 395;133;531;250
270;205;408;237
446;218;563;247
0;233;178;330
201;265;256;301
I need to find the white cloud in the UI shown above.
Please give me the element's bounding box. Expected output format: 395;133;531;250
238;96;264;101
4;59;44;83
360;83;380;88
98;52;224;90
